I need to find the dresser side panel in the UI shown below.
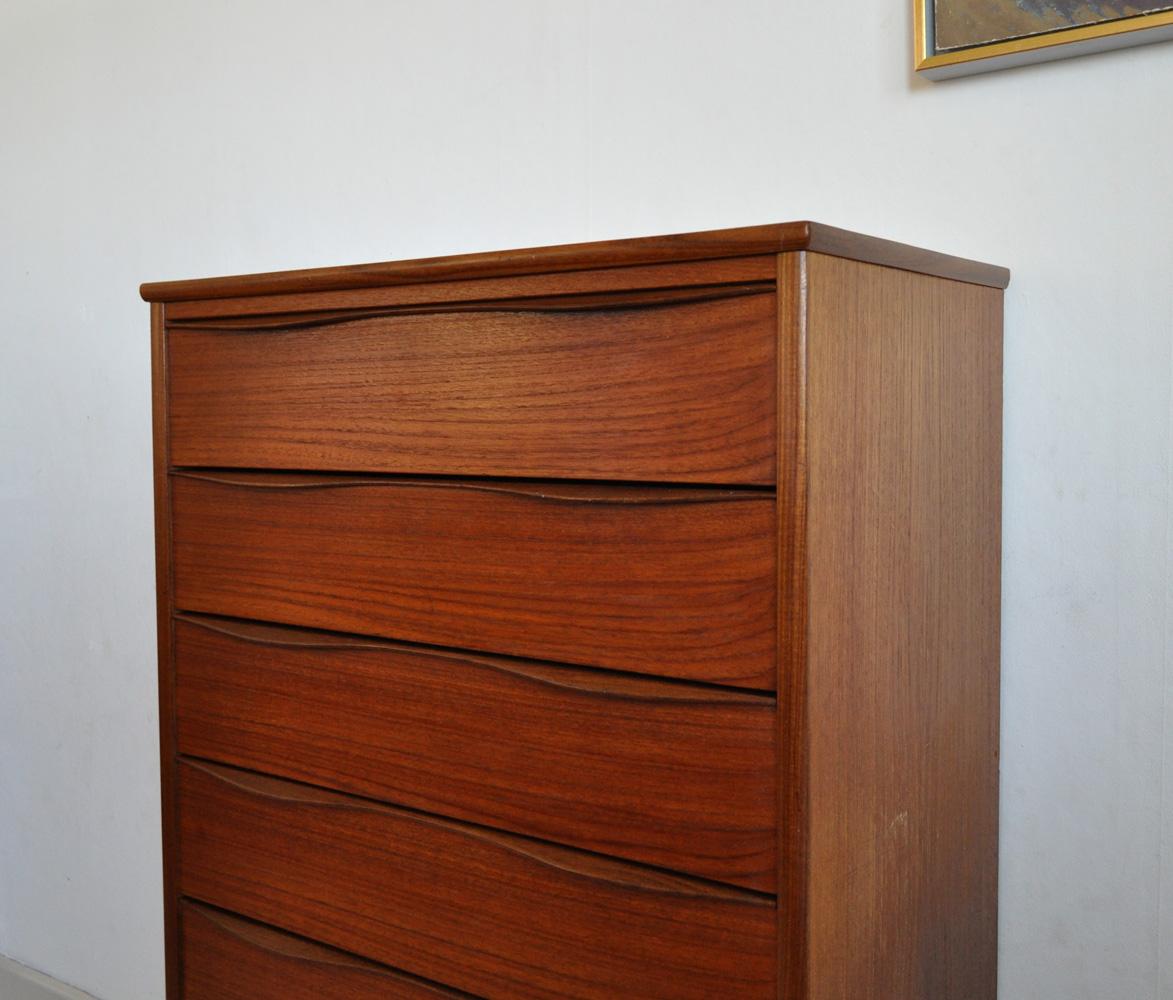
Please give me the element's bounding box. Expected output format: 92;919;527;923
804;254;1002;999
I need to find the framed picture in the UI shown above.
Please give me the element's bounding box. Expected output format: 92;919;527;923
916;0;1173;78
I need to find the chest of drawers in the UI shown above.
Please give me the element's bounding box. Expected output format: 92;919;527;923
143;222;1007;999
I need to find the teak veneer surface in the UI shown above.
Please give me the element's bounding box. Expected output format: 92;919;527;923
802;255;1002;999
174;613;776;890
140;221;1009;301
150;301;182;1000
166;290;777;483
182;904;467;1000
149;225;1005;1000
179;760;776;1000
161;256;778;320
169;473;777;688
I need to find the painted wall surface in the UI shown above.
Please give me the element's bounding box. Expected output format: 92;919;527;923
1;3;1171;998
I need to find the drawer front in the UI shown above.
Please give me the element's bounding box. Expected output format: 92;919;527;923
166;290;777;485
179;761;776;1000
182;903;460;999
171;474;776;688
175;614;776;891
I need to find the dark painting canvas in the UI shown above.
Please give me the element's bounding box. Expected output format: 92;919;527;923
935;0;1173;50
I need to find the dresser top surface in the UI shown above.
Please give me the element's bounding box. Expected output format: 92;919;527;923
140;220;1010;303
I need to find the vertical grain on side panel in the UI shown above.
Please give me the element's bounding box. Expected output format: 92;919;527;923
804;255;1002;1000
776;252;810;1000
151;301;180;998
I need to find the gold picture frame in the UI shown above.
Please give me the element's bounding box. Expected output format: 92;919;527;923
915;1;1173;79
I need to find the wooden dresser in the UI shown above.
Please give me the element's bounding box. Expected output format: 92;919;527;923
142;222;1007;1000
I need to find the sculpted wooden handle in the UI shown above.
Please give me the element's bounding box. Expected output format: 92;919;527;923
176;613;774;707
170;470;772;507
163;282;775;330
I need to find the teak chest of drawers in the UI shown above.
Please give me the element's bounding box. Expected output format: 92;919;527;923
143;222;1007;1000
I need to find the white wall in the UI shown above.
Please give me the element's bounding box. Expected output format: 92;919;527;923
1;2;1170;998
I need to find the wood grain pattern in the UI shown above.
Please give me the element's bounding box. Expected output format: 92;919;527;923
174;613;777;890
800;225;1008;291
178;760;776;1000
803;254;1002;999
150;301;181;999
170;474;777;688
775;251;811;1000
148;226;1006;998
182;903;469;999
140;221;1008;302
167;291;777;483
163;256;778;321
164;282;773;330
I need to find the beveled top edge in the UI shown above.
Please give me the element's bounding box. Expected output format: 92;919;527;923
139;221;1010;302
